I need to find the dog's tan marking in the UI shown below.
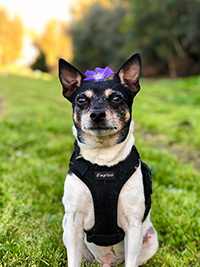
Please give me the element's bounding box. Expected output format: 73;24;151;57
85;90;93;99
105;89;113;98
74;111;82;128
118;70;125;85
125;110;130;122
74;111;78;123
105;109;121;125
84;131;120;148
77;74;82;87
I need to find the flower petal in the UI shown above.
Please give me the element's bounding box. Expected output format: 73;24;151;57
85;70;96;76
84;77;96;81
84;66;114;82
95;67;104;74
104;66;114;77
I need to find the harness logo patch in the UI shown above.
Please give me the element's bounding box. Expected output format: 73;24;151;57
95;171;116;181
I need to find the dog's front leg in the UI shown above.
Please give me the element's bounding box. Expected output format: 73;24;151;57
63;213;84;267
124;221;143;267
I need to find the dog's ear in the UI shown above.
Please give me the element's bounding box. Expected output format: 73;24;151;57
116;53;142;93
59;59;84;100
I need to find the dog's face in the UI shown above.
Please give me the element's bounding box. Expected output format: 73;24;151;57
59;53;142;146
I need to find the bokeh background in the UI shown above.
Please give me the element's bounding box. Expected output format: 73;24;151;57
0;0;200;77
0;0;200;266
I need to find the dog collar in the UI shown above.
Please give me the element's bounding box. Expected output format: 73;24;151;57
69;141;152;246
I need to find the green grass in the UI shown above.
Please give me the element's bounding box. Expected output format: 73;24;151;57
0;75;200;266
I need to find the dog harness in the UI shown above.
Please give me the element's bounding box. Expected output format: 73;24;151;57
69;141;152;247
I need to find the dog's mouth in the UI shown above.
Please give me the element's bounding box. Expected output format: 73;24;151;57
84;124;118;136
88;126;117;130
87;120;117;131
81;118;119;137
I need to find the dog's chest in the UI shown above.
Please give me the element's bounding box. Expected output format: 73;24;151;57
62;164;145;233
62;161;145;265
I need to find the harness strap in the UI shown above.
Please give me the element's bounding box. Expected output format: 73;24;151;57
69;141;152;246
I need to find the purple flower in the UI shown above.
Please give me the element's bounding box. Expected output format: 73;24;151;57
84;66;114;82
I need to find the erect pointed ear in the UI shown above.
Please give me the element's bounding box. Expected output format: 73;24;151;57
58;59;85;100
116;53;142;93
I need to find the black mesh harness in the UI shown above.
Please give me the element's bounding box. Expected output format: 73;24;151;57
69;141;152;247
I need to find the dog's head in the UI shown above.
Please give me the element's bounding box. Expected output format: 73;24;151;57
59;53;142;146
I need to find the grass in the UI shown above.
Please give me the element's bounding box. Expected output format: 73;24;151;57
0;74;200;266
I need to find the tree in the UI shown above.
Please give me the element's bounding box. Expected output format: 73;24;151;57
30;50;49;73
123;0;200;77
180;1;200;61
0;8;23;66
71;0;123;20
70;2;128;73
37;20;73;73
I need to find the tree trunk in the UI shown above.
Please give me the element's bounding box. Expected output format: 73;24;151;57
168;52;177;78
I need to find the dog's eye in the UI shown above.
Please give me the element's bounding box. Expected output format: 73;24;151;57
77;97;87;104
111;95;123;103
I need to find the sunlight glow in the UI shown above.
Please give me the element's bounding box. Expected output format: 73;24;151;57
0;0;75;33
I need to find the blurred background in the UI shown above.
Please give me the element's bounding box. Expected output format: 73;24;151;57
0;1;200;265
0;0;200;78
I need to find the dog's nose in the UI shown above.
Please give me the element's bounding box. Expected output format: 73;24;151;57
90;109;106;122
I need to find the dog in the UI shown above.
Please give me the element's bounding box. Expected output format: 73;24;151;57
58;53;158;267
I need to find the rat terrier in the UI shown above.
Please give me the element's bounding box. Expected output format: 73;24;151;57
58;53;158;267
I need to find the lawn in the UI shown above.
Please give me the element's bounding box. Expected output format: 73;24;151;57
0;74;199;266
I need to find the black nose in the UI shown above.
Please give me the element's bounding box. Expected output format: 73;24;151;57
90;109;106;122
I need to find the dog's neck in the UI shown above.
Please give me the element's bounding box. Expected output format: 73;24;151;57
73;121;135;166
